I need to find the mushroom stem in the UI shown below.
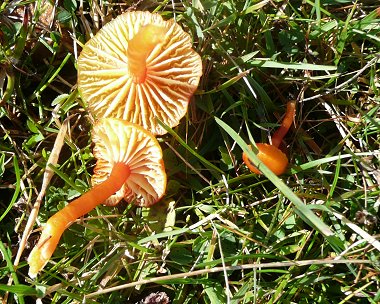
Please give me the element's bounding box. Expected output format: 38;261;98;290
127;24;167;83
271;100;296;148
28;162;130;278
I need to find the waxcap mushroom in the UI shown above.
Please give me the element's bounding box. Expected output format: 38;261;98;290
77;11;203;135
28;118;166;277
243;101;296;176
92;117;167;206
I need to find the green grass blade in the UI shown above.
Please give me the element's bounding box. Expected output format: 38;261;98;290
0;155;20;222
246;59;337;71
0;241;25;303
0;284;39;297
157;118;224;177
215;117;344;252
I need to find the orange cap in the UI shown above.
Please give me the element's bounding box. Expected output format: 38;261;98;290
243;144;289;176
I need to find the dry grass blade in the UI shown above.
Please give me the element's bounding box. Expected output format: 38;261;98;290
85;259;372;299
302;53;380;102
331;211;380;252
13;116;72;268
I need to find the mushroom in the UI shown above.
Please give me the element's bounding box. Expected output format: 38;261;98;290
28;118;167;277
242;101;296;176
77;11;203;135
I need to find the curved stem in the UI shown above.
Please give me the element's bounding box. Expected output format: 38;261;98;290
28;162;130;278
127;24;167;83
271;101;296;148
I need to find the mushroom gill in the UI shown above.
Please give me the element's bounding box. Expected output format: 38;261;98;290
77;11;203;135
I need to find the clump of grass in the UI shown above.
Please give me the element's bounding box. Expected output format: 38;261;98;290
1;0;379;303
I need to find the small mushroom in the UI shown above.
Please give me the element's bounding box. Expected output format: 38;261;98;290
242;101;296;176
28;118;167;277
77;11;203;135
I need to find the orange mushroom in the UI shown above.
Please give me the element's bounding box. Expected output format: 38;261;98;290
77;11;203;135
28;118;167;277
242;101;296;175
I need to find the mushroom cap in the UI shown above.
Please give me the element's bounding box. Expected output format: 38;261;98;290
243;144;289;176
91;118;167;207
77;11;203;135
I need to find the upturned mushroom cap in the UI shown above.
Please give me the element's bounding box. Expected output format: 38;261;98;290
92;118;166;207
243;144;289;176
77;11;203;135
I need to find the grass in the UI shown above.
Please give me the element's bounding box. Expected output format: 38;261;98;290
1;0;380;303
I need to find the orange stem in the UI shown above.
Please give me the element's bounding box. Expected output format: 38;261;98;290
271;101;296;148
127;24;167;83
28;162;130;278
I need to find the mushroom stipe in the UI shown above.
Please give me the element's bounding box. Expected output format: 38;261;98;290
28;118;166;278
127;24;168;83
28;162;130;278
242;101;296;176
